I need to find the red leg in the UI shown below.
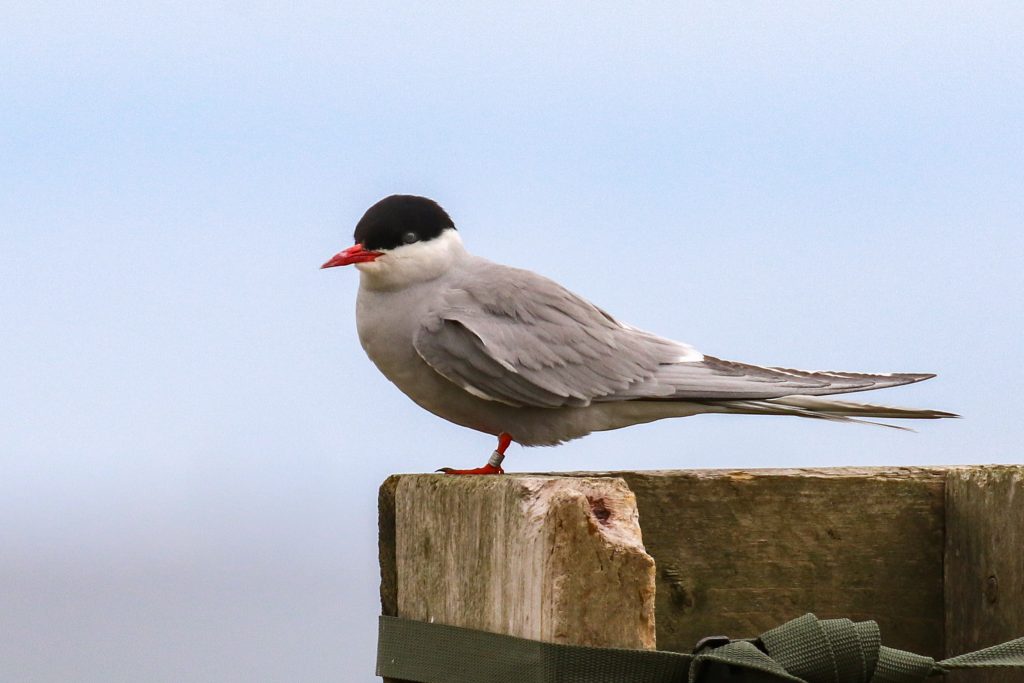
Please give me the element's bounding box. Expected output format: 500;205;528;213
438;432;512;475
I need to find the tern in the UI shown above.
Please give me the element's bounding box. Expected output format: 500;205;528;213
323;195;956;474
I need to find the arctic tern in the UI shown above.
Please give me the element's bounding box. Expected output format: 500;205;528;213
323;195;955;474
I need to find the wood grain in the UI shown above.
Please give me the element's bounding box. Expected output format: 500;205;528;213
386;474;656;650
945;465;1024;682
571;467;949;657
379;475;400;619
380;466;1024;680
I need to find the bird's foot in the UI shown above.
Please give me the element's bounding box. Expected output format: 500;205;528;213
437;444;507;475
437;463;504;475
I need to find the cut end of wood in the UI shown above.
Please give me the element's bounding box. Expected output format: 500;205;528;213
391;474;656;649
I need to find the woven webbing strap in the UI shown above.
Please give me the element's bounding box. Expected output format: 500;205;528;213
377;612;1024;682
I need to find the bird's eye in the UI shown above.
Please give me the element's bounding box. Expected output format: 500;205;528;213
402;231;419;244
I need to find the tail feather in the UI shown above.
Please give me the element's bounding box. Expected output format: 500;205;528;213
765;396;959;419
699;395;959;430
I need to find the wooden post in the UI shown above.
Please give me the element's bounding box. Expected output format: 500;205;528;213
378;474;656;682
945;466;1024;682
379;466;1024;680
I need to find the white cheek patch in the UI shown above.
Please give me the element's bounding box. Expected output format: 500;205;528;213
389;229;463;261
355;260;383;274
358;229;466;289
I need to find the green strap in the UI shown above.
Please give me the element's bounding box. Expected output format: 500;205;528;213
376;615;692;682
938;636;1024;670
377;613;1024;682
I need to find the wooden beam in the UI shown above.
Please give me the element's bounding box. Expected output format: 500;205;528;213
380;465;1024;680
565;467;948;657
379;474;656;679
945;465;1024;682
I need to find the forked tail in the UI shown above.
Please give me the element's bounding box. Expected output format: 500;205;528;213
699;395;960;430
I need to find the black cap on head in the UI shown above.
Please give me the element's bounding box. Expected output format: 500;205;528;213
354;195;455;251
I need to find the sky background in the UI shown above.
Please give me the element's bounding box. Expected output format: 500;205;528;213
2;2;1022;681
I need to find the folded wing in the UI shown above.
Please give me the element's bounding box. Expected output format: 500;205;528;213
413;261;934;409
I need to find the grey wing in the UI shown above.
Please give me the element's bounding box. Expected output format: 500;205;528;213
413;261;935;408
615;357;936;401
412;263;692;408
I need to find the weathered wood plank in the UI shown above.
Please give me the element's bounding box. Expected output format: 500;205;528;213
945;465;1024;682
572;467;949;657
380;466;983;680
389;474;656;651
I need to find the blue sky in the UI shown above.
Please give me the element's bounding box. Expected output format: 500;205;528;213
2;3;1022;681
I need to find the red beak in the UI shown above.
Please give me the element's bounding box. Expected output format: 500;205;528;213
321;244;383;268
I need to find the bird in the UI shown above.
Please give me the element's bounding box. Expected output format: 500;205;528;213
322;195;957;474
